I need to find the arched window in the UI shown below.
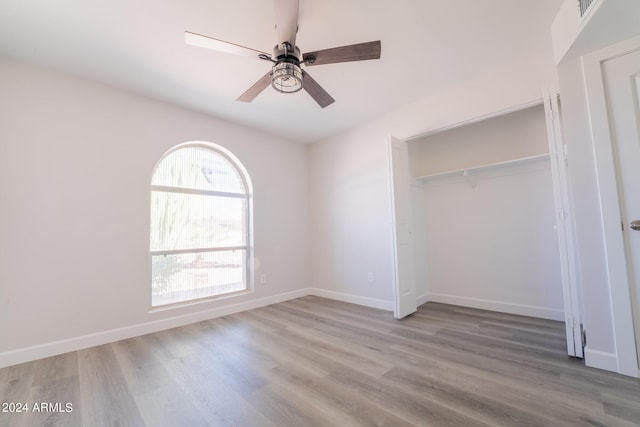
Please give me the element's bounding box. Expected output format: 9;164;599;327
150;142;252;307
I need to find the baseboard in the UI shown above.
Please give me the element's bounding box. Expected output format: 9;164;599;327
584;347;619;374
417;292;430;307
308;288;393;311
0;288;309;369
12;289;548;369
426;292;564;321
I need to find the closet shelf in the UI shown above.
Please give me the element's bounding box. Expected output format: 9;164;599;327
414;153;550;181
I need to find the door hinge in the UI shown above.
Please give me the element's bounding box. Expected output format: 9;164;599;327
567;315;575;331
567;315;581;330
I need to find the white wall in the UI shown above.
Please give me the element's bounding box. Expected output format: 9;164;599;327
418;163;563;319
0;57;310;366
309;45;558;308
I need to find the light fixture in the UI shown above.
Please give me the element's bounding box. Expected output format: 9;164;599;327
271;61;303;93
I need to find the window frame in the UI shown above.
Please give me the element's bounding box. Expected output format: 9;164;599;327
149;141;253;308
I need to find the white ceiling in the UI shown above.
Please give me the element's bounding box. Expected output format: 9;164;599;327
0;0;563;143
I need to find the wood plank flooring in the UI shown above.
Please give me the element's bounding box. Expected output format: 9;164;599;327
1;296;639;426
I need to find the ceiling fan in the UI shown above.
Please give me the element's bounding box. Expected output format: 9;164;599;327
185;0;381;108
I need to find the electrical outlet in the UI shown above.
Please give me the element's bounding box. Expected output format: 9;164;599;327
260;273;267;284
367;272;374;283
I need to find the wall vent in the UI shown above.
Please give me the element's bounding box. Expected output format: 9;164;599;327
579;0;596;18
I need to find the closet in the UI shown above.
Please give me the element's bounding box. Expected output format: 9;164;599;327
407;104;566;322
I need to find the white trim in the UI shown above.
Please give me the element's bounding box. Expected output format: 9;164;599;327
426;292;565;321
0;285;573;369
584;347;619;373
0;288;396;369
0;288;308;369
582;35;640;377
151;185;247;199
417;293;430;307
150;245;247;256
0;285;577;369
309;288;394;311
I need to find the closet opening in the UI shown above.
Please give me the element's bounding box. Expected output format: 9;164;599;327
388;98;582;358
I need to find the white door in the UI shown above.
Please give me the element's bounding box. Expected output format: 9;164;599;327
388;136;417;319
544;94;584;358
602;49;640;364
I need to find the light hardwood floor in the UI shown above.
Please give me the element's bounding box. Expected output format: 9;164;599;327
1;296;639;426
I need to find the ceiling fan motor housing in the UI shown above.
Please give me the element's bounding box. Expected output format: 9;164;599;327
271;43;303;93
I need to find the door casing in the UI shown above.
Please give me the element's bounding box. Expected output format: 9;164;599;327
583;34;640;378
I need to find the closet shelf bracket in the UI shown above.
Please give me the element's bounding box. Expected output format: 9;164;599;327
462;170;477;188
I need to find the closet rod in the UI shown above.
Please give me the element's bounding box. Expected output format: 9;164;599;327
414;153;550;181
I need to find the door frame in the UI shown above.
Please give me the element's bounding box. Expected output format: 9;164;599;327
582;34;640;377
401;99;582;357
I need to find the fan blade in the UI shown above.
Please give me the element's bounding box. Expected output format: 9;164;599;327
237;71;272;103
302;71;335;108
185;31;270;59
303;40;381;66
273;0;299;48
